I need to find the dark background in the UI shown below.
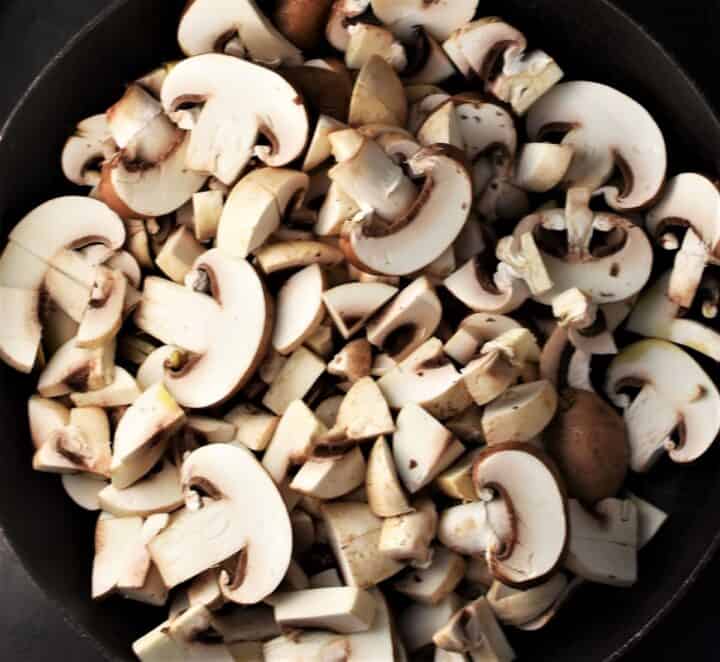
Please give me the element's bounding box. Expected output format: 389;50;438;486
0;0;718;660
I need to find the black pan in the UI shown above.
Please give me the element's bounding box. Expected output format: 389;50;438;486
0;0;719;659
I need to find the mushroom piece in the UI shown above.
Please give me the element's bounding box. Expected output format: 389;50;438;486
224;404;279;452
255;240;345;274
271;587;377;633
348;55;408;128
417;100;464;150
472;444;569;587
335;376;395;441
605;339;720;471
443;18;563;115
273;264;326;355
70;366;141;408
345;24;407;72
329;339;373;382
316;182;361;236
305;323;336;359
61;114;115;187
514;143;574;193
438;500;513;558
76;267;127;349
394;404;465;493
509;188;654;305
210;604;280;643
149;444;292;600
371;0;477;42
378;338;473;420
189;190;225;242
161;54;309;185
366;276;442;361
444;314;522;367
527;81;667;210
186;416;237;443
291;446;367;499
482;380;558;445
398;593;464;653
445;406;485;445
564;498;638;587
326;0;371;52
393;546;466;605
0;287;42;373
177;0;302;66
321;502;405;587
135;249;272;409
290;509;316;554
262;347;327;415
433;596;516;661
310;569;344;589
303;115;348;173
111;384;186;489
366;435;413;517
217;168;309;259
324;281;398;339
627;491;668;549
62;474;106;511
155;226;205;284
486;574;568;627
379;497;438;565
37;338;116;398
99;460;183;517
273;0;334;51
435;449;483;501
404;29;456;86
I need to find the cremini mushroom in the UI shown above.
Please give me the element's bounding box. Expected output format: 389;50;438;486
444;313;522;366
486;574;568;628
515;143;574;193
326;0;372;52
404;28;456;86
328;339;373;382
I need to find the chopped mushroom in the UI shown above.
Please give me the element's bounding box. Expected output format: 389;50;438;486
366;435;412;517
393;546;466;605
379;497;438;565
324;281;399;339
398;593;463;653
349;55;407;128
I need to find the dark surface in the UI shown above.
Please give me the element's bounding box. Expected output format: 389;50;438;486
0;0;719;660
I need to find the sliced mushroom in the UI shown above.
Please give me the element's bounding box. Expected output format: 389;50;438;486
346;24;407;72
70;366;140;408
150;444;292;600
178;0;302;66
329;339;373;382
527;81;667;210
0;287;42;373
256;240;345;274
514;143;574;193
210;604;280;643
404;28;457;86
486;574;568;627
366;435;412;517
186;416;237;443
161;54;309;185
326;0;371;51
438;500;512;558
336;376;395;440
262;347;327;415
316;182;361;237
379;497;438;565
291;446;366;499
62;114;115;187
435;449;483;501
305;323;336;359
303;115;348;173
627;491;668;549
310;568;344;589
224;403;279;452
445;406;485;445
324;281;398;339
393;546;466;605
155;226;206;284
398;593;463;652
444;314;521;366
564;498;638;587
349;55;408;128
76;267;127;349
417;100;464;150
605;339;720;471
62;474;106;511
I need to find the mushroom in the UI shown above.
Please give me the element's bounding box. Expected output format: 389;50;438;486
605;339;720;471
310;569;344;588
0;286;42;373
345;24;407;72
178;0;303;66
335;376;395;440
366;276;442;361
61;114;116;187
161;54;309;185
398;593;463;653
366;435;412;517
262;347;327;415
348;56;408;128
155;226;205;284
486;574;568;627
217;167;309;259
443;18;563;115
404;28;456;86
290;509;316;554
62;474;106;511
70;366;141;408
316;182;361;236
394;404;465;493
527;81;667;210
379;497;438;565
378;338;473;420
514;143;574;193
417;100;464;150
305;323;336;359
255;240;345;274
111;383;186;488
273;0;334;51
224;404;279;452
444;314;522;366
76;267;127;349
271;587;377;633
273;264;326;355
279;63;353;123
438;500;512;558
303;116;348;173
564;498;638;587
435;449;483;501
329;339;373;382
471;444;568;588
393;546;466;605
149;444;292;600
445;406;485;445
186;416;237;443
322;501;405;587
210;604;280;643
189;190;225;242
326;0;371;51
627;492;668;549
291;446;367;499
324;281;399;338
545;389;629;504
135;249;272;409
371;0;478;42
482;380;558;446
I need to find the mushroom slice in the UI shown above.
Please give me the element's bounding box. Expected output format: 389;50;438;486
150;444;292;600
316;182;361;237
398;593;463;653
346;24;407;72
404;28;457;85
324;281;398;339
438;500;512;558
444;313;522;366
76;268;127;349
262;347;327;415
291;446;366;499
366;276;441;361
394;404;465;493
372;0;477;42
486;574;568;627
627;492;668;549
37;337;116;398
336;376;395;441
61;474;105;511
515;143;574;193
134;620;233;661
190;190;225;242
394;546;466;605
111;384;186;489
445;257;530;315
70;366;140;408
379;498;438;565
272;587;377;633
187;569;224;610
186;416;236;443
326;0;371;51
433;596;515;661
273;264;326;355
605;339;720;471
627;271;720;361
0;287;42;373
329;339;373;382
262;400;327;483
321;501;405;587
62;114;115;187
564;498;638;587
472;444;569;588
224;404;279;452
136;249;272;409
339;145;473;276
527;81;667;210
349;55;408;128
482;380;558;445
177;0;302;66
378;339;473;420
273;0;333;51
417;100;465;150
366;435;412;517
256;240;344;274
161;54;309;185
99;460;183;517
217;168;309;259
303;115;347;172
155;226;205;284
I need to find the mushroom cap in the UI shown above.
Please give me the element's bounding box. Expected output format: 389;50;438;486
371;0;478;41
526;81;667;211
472;443;569;588
178;0;303;66
341;145;472;276
605;339;720;471
161;54;309;185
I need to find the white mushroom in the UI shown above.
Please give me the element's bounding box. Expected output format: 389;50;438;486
444;313;522;366
336;376;395;440
224;403;279;452
262;347;327;415
366;435;412;517
398;593;463;652
326;0;371;52
379;497;438;565
155;226;205;284
61;114;116;187
345;24;407;72
372;0;477;41
37;338;115;397
256;240;345;274
329;339;373;382
435;449;483;501
62;474;106;511
404;29;457;86
393;546;466;605
605;339;720;471
303;115;348;173
70;366;140;408
324;281;398;339
514;143;574;193
291;446;366;499
348;55;407;128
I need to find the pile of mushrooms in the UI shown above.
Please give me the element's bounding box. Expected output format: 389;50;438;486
7;0;718;659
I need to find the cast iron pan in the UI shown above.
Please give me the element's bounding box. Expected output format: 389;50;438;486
0;0;719;659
